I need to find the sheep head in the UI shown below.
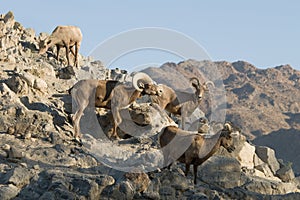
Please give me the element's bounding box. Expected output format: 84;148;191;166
219;122;238;153
132;72;158;95
190;77;215;101
39;38;52;54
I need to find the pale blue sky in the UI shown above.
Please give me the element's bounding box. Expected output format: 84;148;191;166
1;1;300;70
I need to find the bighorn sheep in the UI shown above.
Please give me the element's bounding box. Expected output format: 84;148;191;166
39;25;82;67
151;77;214;130
70;72;159;139
159;122;237;184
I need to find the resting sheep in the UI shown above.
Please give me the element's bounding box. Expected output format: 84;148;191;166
39;25;82;67
159;122;237;184
151;77;214;130
70;72;159;139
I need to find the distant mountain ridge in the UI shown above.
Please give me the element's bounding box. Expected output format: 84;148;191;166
143;59;300;139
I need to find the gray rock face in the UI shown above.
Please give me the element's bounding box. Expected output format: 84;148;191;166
276;165;295;183
198;156;242;188
16;169;115;199
0;184;20;200
4;167;33;188
255;146;280;174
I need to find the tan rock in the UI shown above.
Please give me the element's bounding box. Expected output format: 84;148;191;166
238;141;255;169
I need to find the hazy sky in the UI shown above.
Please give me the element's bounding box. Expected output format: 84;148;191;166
1;1;300;70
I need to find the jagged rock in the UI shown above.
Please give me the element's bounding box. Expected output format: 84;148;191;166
33;78;48;91
198;156;242;188
255;163;276;179
0;184;20;200
4;167;33;188
159;169;190;191
17;169;115;199
237;141;255;169
8;146;24;159
6;75;29;94
159;186;176;200
3;11;14;24
253;153;264;167
57;66;75;79
19;71;35;87
124;172;150;193
276;165;295;183
187;193;208;200
243;176;298;195
21;28;35;42
135;176;160;199
255;146;280;174
111;181;135;199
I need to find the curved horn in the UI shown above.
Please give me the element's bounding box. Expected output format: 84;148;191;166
205;81;215;88
190;77;200;86
224;122;232;132
132;72;154;92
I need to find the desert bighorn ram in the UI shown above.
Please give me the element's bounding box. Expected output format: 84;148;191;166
39;25;82;67
151;77;214;129
159;122;237;184
70;72;159;139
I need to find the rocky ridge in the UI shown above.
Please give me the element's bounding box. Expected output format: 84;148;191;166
0;11;300;199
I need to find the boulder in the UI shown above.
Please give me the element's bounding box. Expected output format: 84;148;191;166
16;169;115;199
255;163;277;179
6;75;28;95
7;146;25;159
198;156;242;188
276;165;295;183
4;167;33;188
3;11;14;24
57;66;75;79
255;146;280;174
238;141;255;169
244;176;298;195
33;78;48;91
124;172;151;193
0;184;20;200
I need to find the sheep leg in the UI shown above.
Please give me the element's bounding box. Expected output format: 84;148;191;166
111;109;121;139
56;45;60;61
185;163;190;176
181;116;185;130
70;46;76;56
72;101;88;138
74;42;81;67
65;44;70;66
193;165;198;184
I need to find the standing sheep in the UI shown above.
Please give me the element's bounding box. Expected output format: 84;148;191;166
69;72;159;139
151;77;214;129
159;122;237;184
39;25;82;67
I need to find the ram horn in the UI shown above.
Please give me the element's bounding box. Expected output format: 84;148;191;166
224;122;232;132
204;81;215;90
190;77;200;86
132;72;154;92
